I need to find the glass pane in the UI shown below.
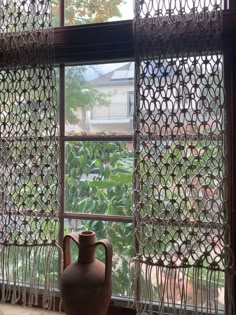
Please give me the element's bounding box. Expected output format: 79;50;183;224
65;141;133;216
65;63;134;136
52;0;60;27
64;1;134;26
64;219;134;297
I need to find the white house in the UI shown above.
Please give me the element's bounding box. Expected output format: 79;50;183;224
64;62;135;135
88;62;134;134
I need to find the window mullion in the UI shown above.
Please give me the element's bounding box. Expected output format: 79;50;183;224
224;38;236;315
64;135;133;142
59;64;65;249
64;212;133;223
59;0;64;27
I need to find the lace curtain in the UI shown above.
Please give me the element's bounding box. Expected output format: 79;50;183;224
132;0;233;314
0;0;61;309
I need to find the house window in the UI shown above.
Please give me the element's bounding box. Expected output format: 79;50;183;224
128;91;134;116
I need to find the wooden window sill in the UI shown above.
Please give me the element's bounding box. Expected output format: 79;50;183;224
0;303;136;315
0;304;61;315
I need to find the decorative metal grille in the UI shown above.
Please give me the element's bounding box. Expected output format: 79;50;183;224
0;0;61;308
133;0;233;313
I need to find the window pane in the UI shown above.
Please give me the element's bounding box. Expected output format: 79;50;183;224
65;141;133;215
64;219;134;297
65;63;134;136
64;1;134;26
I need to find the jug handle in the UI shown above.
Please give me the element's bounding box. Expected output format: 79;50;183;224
94;239;113;284
63;232;79;269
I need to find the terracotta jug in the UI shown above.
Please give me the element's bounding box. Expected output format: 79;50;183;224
61;230;113;315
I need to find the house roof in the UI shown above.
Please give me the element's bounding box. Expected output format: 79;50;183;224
91;61;175;86
91;62;134;85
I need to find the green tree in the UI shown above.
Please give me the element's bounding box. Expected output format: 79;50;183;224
65;67;110;125
52;0;127;26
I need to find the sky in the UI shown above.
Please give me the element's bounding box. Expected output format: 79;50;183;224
109;0;134;21
83;62;132;81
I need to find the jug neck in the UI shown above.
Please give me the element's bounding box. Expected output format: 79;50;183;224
78;231;96;264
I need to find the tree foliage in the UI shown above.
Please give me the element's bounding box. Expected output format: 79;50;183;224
65;67;110;124
52;0;126;26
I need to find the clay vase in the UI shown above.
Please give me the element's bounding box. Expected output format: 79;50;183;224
61;230;113;315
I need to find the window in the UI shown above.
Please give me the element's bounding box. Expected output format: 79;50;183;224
62;62;134;298
0;0;236;314
49;0;236;312
54;4;136;309
54;14;235;315
128;91;134;116
64;63;134;135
